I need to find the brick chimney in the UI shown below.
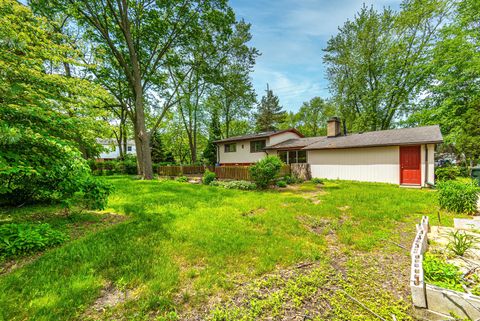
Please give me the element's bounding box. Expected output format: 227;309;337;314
327;117;341;137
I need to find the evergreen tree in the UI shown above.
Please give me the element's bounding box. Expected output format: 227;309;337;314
255;85;286;132
150;131;166;164
203;108;222;165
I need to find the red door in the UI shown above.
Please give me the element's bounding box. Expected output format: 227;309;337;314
400;146;421;185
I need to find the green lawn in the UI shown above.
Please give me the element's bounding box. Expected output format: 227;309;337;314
0;176;452;320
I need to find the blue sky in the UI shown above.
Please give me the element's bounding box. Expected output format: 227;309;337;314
230;0;401;112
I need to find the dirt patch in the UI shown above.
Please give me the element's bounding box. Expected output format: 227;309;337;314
178;222;415;320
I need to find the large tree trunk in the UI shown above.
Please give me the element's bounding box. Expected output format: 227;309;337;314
134;91;153;179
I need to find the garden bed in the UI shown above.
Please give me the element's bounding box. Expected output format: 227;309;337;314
411;216;480;320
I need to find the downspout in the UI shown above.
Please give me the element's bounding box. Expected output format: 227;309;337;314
216;144;220;165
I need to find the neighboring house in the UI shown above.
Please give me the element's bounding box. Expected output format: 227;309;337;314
214;117;443;187
97;139;136;161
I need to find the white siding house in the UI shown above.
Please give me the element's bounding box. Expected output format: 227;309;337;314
214;118;443;187
97;139;136;160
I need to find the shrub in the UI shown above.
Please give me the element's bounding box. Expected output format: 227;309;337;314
0;223;68;258
203;169;216;185
80;176;113;210
175;176;189;183
423;253;464;292
435;166;460;181
222;180;257;190
209;180;256;190
249;156;283;189
311;177;323;184
437;180;479;214
276;180;287;188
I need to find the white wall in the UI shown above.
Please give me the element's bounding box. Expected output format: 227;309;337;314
308;146;401;184
309;144;436;186
422;144;435;184
99;143;136;159
217;131;300;164
218;139;266;164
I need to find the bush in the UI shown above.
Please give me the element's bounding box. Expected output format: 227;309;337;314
80;176;113;210
0;223;68;258
203;169;216;185
249;156;283;189
435;166;460;181
175;176;189;183
276;180;287;188
222;180;257;190
209;180;256;190
311;177;323;184
437;180;479;214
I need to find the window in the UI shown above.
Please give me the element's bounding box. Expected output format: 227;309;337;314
278;150;307;164
250;140;266;153
127;146;132;152
224;143;236;153
278;151;288;163
297;150;307;163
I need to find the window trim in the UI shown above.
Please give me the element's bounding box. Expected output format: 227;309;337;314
224;143;237;153
250;139;267;153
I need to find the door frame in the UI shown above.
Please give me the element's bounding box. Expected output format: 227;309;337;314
399;145;421;186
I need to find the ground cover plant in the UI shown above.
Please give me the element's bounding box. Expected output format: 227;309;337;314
0;176;454;320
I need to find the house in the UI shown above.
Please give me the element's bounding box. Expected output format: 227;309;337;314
214;118;443;187
97;138;136;161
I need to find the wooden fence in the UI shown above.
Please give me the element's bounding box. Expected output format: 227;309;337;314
157;164;291;181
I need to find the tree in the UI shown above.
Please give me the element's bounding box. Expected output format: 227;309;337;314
409;0;480;169
34;0;236;179
203;107;222;164
296;97;336;136
255;85;286;132
0;0;109;204
324;0;449;132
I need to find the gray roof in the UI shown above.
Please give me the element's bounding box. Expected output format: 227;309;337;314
265;137;324;150
303;125;443;150
214;129;303;144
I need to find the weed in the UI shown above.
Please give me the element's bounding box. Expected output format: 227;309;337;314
448;230;477;256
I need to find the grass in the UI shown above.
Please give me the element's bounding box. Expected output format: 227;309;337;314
0;176;454;320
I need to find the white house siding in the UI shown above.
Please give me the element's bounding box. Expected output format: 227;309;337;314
218;139;266;164
308;146;401;184
422;144;435;184
308;144;435;186
99;143;136;160
218;131;301;165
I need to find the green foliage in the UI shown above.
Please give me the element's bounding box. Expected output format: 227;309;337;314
423;254;464;292
202;170;216;185
203;108;222;165
282;97;336;136
80;177;113;210
435;166;461;181
448;230;477;256
276;180;287;188
311;178;324;184
90;158;138;175
0;223;68;259
175;176;189;183
437;180;479;214
249;156;284;189
324;1;447;131
0;0;110;205
210;180;257;190
255;87;286;132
